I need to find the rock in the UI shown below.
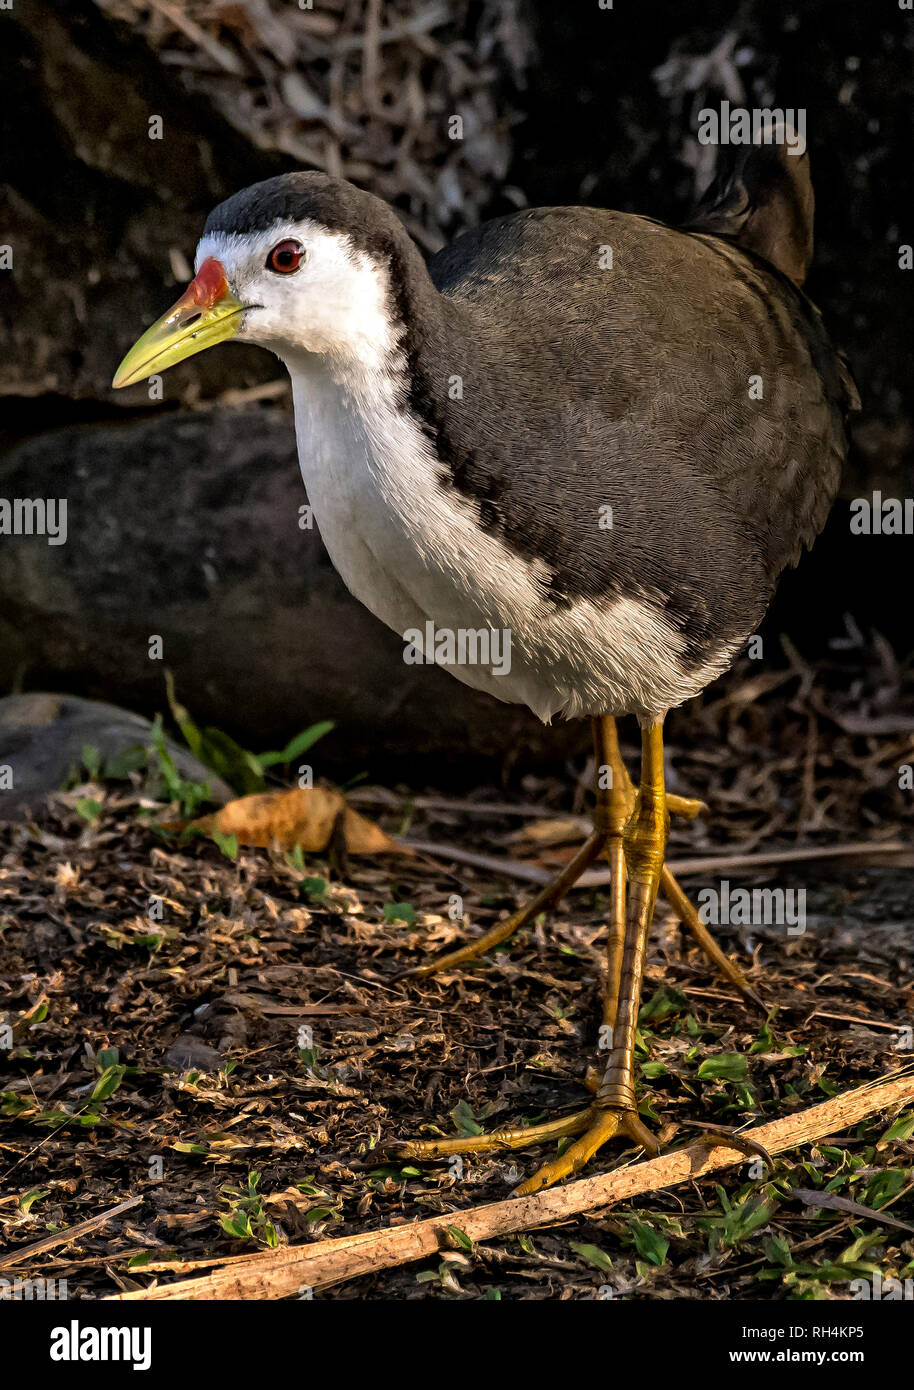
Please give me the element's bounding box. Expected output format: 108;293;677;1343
0;405;562;776
163;1035;224;1073
0;692;233;823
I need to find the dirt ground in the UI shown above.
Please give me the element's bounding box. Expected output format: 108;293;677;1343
2;646;913;1300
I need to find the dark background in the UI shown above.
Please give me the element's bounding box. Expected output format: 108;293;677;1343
1;0;911;776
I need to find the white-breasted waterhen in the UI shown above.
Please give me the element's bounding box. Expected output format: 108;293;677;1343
114;127;858;1193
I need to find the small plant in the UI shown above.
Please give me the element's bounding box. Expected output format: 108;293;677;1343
449;1099;483;1137
19;1189;49;1214
301;876;328;901
146;715;212;819
700;1189;775;1252
382;901;417;926
67;742;148;790
165;671;333;795
570;1241;614;1273
219;1171;279;1247
1;1045;129;1131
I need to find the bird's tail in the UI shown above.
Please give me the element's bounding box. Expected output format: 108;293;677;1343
684;119;814;287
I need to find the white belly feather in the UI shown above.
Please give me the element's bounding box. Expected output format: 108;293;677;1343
288;352;733;722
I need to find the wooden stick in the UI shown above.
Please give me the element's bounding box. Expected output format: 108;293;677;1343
401;837;910;887
0;1195;142;1272
144;0;245;74
107;1071;914;1301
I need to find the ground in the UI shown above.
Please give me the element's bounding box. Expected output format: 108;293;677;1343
1;647;913;1300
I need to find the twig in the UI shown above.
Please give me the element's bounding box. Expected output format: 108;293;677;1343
0;1195;142;1271
802;1010;901;1031
400;837;911;886
144;0;245;74
219;994;349;1017
790;1187;914;1235
106;1071;914;1301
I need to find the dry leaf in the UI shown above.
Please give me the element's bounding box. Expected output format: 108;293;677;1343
189;787;403;854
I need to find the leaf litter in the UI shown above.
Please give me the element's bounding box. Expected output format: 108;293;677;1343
1;642;913;1300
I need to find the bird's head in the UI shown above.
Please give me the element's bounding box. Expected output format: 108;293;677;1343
112;172;420;389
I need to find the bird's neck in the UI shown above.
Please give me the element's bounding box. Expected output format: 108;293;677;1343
283;268;475;643
283;238;478;574
284;234;472;445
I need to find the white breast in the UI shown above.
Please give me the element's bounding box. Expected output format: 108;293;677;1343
287;350;735;723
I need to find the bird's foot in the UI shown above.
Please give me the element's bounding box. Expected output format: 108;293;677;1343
383;1093;767;1194
513;1106;659;1194
386;720;760;1196
382;1101;658;1194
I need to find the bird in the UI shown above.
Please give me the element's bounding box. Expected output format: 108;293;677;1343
113;125;858;1194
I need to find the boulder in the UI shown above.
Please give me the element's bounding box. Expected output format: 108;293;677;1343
0;405;560;775
0;692;233;822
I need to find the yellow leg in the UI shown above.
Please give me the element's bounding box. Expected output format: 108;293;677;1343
516;721;669;1194
661;865;765;1012
402;828;605;978
388;716;762;1188
406;717;761;1014
388;719;638;1172
598;720;762;1014
594;715;629;1029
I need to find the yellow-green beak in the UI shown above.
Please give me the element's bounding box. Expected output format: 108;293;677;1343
112;257;244;389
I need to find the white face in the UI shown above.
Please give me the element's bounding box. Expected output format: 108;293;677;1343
194;219;394;369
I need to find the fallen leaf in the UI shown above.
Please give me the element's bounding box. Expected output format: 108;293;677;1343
187;786;404;855
569;1240;614;1272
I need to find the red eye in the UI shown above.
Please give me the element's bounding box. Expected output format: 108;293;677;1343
266;239;305;274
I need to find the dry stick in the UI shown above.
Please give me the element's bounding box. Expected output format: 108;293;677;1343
0;1195;142;1272
108;1072;914;1302
789;1187;914;1236
401;837;909;887
144;0;245;74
